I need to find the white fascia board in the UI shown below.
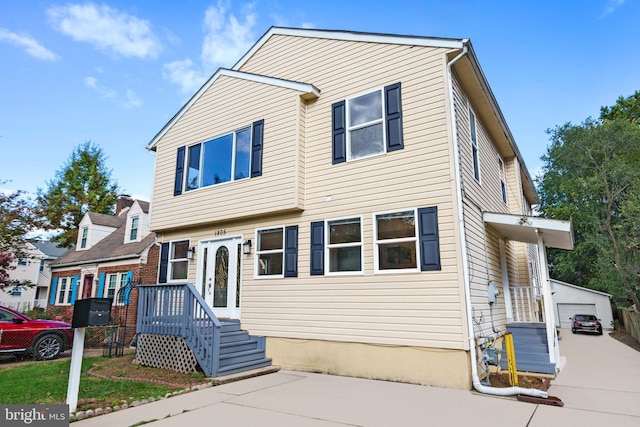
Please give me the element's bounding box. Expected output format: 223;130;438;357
483;212;574;250
146;68;319;150
233;27;465;71
550;279;612;298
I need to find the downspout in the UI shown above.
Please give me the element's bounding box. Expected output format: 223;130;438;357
446;42;547;398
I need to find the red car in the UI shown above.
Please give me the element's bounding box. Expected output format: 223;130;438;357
0;305;73;360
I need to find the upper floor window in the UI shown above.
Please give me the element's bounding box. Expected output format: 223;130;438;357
332;83;404;164
469;108;480;182
498;157;507;204
173;119;264;196
130;216;139;241
327;217;362;274
80;227;89;249
39;259;45;272
17;257;28;266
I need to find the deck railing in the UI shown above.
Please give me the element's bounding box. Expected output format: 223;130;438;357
137;283;221;377
510;285;544;323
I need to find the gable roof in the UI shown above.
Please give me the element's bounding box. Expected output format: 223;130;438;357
551;279;612;298
87;212;122;228
146;68;320;150
32;241;68;259
137;200;150;214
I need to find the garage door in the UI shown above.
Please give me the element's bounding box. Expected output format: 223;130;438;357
557;303;598;328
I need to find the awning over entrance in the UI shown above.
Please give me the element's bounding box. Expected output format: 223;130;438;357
483;212;574;250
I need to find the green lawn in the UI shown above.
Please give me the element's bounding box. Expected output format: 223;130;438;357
0;357;181;409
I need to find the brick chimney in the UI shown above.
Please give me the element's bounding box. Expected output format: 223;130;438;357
115;195;135;216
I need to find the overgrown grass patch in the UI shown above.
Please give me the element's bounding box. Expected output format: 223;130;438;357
0;357;181;408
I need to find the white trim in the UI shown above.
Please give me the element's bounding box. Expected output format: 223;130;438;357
469;107;481;184
550;279;612;298
146;68;318;150
345;87;387;162
232;27;465;71
167;239;190;283
483;212;574;250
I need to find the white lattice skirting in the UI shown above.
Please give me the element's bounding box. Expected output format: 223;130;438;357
136;334;199;374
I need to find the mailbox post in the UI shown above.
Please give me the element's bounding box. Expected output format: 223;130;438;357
67;298;112;413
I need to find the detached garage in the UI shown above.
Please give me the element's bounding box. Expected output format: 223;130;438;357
551;279;613;330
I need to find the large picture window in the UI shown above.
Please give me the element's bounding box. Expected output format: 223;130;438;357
327;217;362;273
256;228;284;277
374;210;418;272
185;128;251;191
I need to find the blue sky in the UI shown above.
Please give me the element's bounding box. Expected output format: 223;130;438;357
1;0;638;202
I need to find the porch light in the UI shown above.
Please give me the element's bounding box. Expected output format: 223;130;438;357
243;239;252;254
187;246;196;259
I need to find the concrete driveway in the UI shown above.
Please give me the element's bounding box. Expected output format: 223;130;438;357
76;330;640;427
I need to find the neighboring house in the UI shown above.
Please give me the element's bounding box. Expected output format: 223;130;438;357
551;279;613;330
48;197;159;342
0;241;67;311
142;27;573;389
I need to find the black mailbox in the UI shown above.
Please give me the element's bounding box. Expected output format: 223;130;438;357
72;298;112;328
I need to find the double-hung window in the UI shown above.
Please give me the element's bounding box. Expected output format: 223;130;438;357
106;273;128;304
80;227;88;249
256;228;284;277
332;82;404;164
57;277;73;305
169;240;189;281
498;157;507;204
326;217;362;273
174;119;264;196
374;210;419;272
130;216;139;241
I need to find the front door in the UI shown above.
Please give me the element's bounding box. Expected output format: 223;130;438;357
199;237;242;319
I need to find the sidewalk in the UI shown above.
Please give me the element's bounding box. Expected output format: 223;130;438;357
76;331;640;427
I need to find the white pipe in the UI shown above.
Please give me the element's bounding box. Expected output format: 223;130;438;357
446;43;548;399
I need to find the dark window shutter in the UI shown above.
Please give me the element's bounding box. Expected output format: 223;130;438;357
384;82;404;152
251;119;264;178
332;101;346;164
310;221;325;275
159;243;170;283
418;206;441;271
174;146;186;196
284;225;298;278
49;277;58;305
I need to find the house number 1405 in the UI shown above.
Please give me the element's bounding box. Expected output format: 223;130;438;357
215;229;226;236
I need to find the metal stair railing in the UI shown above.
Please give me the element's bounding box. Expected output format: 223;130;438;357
137;283;221;377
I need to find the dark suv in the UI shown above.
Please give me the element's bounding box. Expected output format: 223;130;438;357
0;305;73;360
570;314;603;335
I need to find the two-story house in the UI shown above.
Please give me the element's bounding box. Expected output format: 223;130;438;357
48;197;158;344
0;241;67;311
141;27;573;390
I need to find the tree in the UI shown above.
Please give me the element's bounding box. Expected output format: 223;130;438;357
537;117;640;308
37;141;120;247
600;90;640;125
0;187;42;290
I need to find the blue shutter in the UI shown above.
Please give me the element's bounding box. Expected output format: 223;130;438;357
49;277;58;306
70;276;79;304
418;206;441;271
124;271;133;305
159;243;170;283
385;82;404;152
97;273;105;297
284;226;298;278
174;146;186;196
310;221;325;275
332;101;346;164
251;119;264;178
384;83;404;152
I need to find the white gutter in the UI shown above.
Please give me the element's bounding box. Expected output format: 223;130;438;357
446;43;548;398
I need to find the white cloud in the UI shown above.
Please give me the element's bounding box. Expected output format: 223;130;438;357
0;28;58;61
47;3;162;58
84;76;116;98
162;1;257;94
124;89;143;109
600;0;625;18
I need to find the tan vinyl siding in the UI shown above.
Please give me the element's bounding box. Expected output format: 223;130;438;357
151;76;305;231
